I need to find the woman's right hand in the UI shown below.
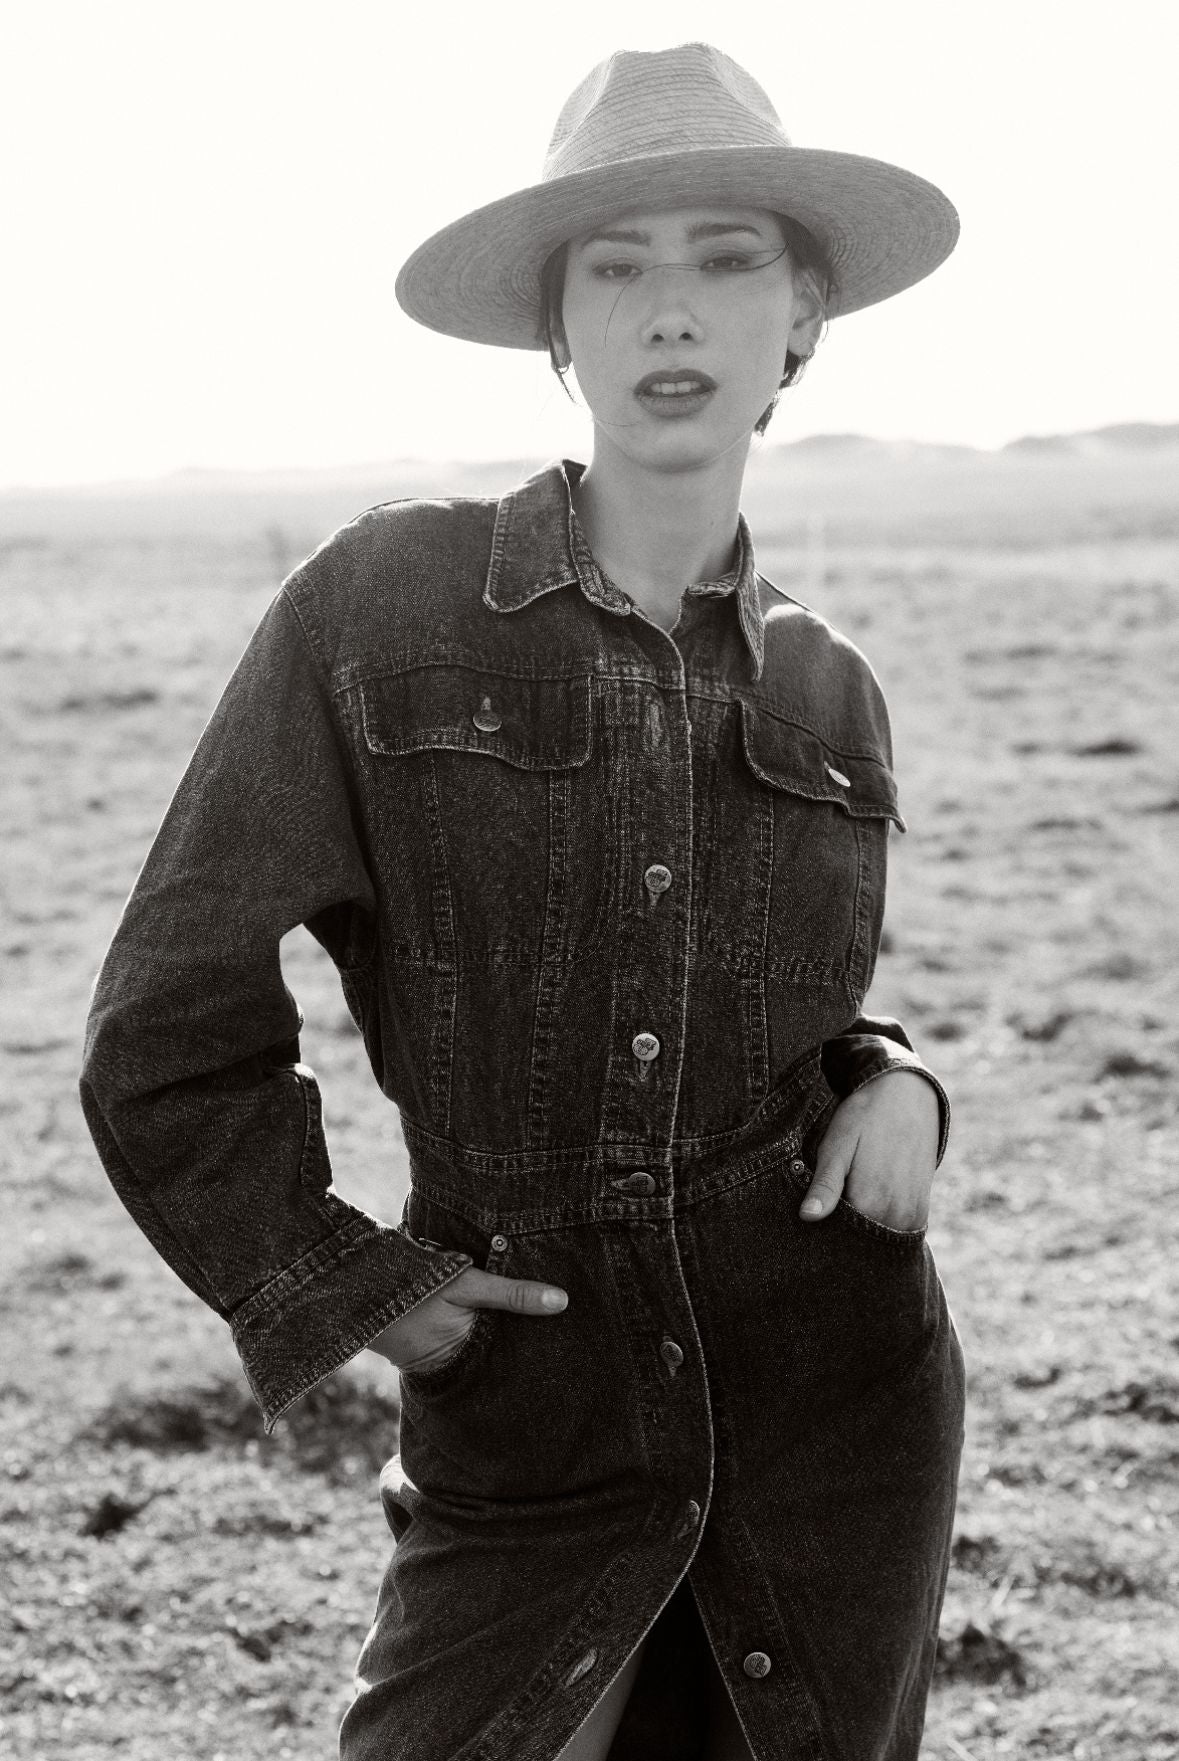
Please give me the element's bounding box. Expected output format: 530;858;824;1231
367;1267;569;1376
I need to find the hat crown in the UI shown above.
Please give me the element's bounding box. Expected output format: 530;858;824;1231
543;42;792;182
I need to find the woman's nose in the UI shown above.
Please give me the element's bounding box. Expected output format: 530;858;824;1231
636;265;704;347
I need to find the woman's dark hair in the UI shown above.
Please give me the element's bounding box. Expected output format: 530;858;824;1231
538;214;837;437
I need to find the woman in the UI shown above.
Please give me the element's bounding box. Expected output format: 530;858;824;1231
81;42;965;1761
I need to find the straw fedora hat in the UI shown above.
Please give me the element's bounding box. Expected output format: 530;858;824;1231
395;41;959;350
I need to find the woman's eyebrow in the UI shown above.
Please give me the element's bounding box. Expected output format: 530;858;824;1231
688;222;765;241
578;222;766;249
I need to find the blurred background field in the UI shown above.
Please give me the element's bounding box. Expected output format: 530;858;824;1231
2;432;1178;1759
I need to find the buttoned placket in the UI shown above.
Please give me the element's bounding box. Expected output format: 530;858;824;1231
484;466;748;1574
626;644;682;1097
597;602;719;1579
575;595;694;1157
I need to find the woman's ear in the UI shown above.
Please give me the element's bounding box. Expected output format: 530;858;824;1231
786;269;826;359
541;240;574;374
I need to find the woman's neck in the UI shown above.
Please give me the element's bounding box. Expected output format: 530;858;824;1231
571;434;751;627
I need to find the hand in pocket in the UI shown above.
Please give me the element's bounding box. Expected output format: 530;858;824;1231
800;1071;939;1231
368;1266;569;1375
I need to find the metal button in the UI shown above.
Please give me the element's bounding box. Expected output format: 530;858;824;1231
631;1032;661;1062
490;1233;508;1254
564;1649;598;1687
660;1338;685;1370
743;1651;772;1679
612;1172;656;1197
825;763;851;788
789;1158;808;1174
472;696;502;733
643;863;673;896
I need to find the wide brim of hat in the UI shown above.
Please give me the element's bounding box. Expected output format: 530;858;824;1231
396;145;959;349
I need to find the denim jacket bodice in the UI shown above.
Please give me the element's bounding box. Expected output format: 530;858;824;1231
80;459;945;1428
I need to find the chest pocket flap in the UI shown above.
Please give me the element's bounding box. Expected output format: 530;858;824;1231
739;700;906;831
360;666;593;770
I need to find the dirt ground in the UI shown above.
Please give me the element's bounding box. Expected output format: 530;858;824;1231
2;443;1177;1759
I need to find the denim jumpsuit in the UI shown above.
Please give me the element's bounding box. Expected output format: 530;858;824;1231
80;459;966;1761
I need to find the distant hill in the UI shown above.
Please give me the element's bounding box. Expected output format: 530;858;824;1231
780;432;979;462
1000;421;1179;456
772;421;1179;463
2;423;1176;511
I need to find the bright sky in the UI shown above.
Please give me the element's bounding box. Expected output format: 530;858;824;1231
2;0;1176;488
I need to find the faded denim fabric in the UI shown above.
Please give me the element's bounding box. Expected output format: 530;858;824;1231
80;458;964;1761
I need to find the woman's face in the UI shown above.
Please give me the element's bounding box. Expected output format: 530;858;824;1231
559;203;823;472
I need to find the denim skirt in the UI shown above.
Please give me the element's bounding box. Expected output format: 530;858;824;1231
339;1094;966;1761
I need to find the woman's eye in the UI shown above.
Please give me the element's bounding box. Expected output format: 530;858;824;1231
593;261;640;281
702;254;753;273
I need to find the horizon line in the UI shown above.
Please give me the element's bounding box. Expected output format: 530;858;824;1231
2;419;1177;500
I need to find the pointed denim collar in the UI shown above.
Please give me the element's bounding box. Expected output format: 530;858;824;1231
484;458;765;679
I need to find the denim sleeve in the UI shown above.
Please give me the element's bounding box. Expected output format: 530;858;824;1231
79;587;471;1432
820;1017;951;1167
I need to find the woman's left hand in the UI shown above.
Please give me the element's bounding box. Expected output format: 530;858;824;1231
800;1071;939;1231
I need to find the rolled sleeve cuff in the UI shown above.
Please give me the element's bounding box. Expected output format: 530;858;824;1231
230;1217;471;1432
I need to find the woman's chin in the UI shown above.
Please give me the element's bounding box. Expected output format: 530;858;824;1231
596;414;753;474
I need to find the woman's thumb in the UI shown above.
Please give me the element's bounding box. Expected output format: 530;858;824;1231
448;1269;568;1314
799;1126;854;1220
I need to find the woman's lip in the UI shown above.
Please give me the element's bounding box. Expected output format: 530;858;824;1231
634;380;717;419
633;370;718;395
